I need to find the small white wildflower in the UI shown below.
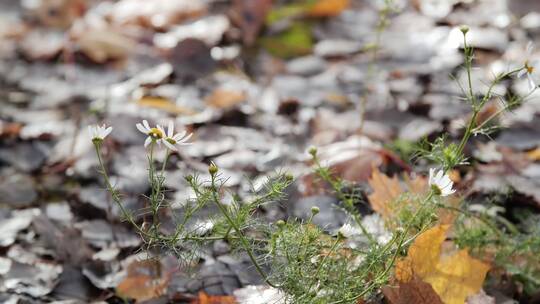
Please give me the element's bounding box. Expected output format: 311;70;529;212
88;124;112;141
135;119;165;147
517;41;539;91
161;121;193;151
428;168;456;197
338;223;358;239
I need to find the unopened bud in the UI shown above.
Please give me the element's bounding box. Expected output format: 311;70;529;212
208;162;218;175
311;206;320;215
460;25;469;34
276;220;286;228
308;146;318;157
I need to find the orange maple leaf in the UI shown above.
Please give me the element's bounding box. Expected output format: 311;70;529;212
395;225;490;304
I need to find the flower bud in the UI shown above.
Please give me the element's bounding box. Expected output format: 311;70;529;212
311;206;320;215
285;173;294;183
460;25;469;35
276;220;286;228
308;146;318;157
208;162;218;175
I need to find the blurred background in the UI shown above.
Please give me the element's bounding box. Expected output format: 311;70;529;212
1;0;540;302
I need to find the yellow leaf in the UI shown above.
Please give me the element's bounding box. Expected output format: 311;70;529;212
396;225;490;304
527;148;540;161
137;96;195;115
308;0;349;17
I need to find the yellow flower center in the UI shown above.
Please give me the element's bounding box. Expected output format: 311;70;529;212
149;128;164;139
526;62;535;74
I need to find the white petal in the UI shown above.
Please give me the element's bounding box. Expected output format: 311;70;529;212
88;126;95;138
163;140;177;151
142;120;150;130
144;136;152;147
435;170;444;183
428;168;435;185
517;69;526;78
167;121;174;138
172;130;187;141
177;132;193;143
528;74;537;91
103;126;113;138
136;123;148;134
527;41;534;55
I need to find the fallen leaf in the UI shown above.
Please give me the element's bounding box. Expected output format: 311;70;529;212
527;148;540;161
116;259;171;302
110;0;207;29
260;22;313;58
383;276;443;304
76;30;136;63
230;0;273;46
191;291;237;304
205;89;246;109
395;225;491;304
137;96;195;115
307;0;350;17
367;167;403;218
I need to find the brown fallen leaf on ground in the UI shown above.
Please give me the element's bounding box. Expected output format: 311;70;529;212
191;291;237;304
367;168;428;219
116;259;172;302
137;96;195;115
205;89;246;109
383;275;443;304
395;225;490;304
230;0;273;46
308;0;350;17
76;29;135;63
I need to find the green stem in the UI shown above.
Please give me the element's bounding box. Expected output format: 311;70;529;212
209;173;278;288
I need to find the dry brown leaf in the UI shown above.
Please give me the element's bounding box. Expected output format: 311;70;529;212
367;168;402;218
308;0;350;17
137;96;195;115
77;30;135;63
527;148;540;161
230;0;273;46
116;259;171;302
205;89;246;109
383;276;443;304
395;225;491;304
191;291;237;304
110;0;207;29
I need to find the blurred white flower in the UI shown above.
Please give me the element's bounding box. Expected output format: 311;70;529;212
517;41;539;91
136;120;165;147
88;124;112;141
428;168;455;197
338;223;359;239
161;121;193;151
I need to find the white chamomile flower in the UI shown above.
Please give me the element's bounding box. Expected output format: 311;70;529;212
88;124;112;142
161;121;193;151
338;223;358;239
517;41;540;91
136;119;165;147
428;168;456;197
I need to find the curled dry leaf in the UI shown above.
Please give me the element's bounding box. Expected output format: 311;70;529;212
76;30;136;63
395;225;491;304
116;259;173;302
191;291;237;304
383;275;443;304
205;88;246;109
307;0;350;17
137;96;195;115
